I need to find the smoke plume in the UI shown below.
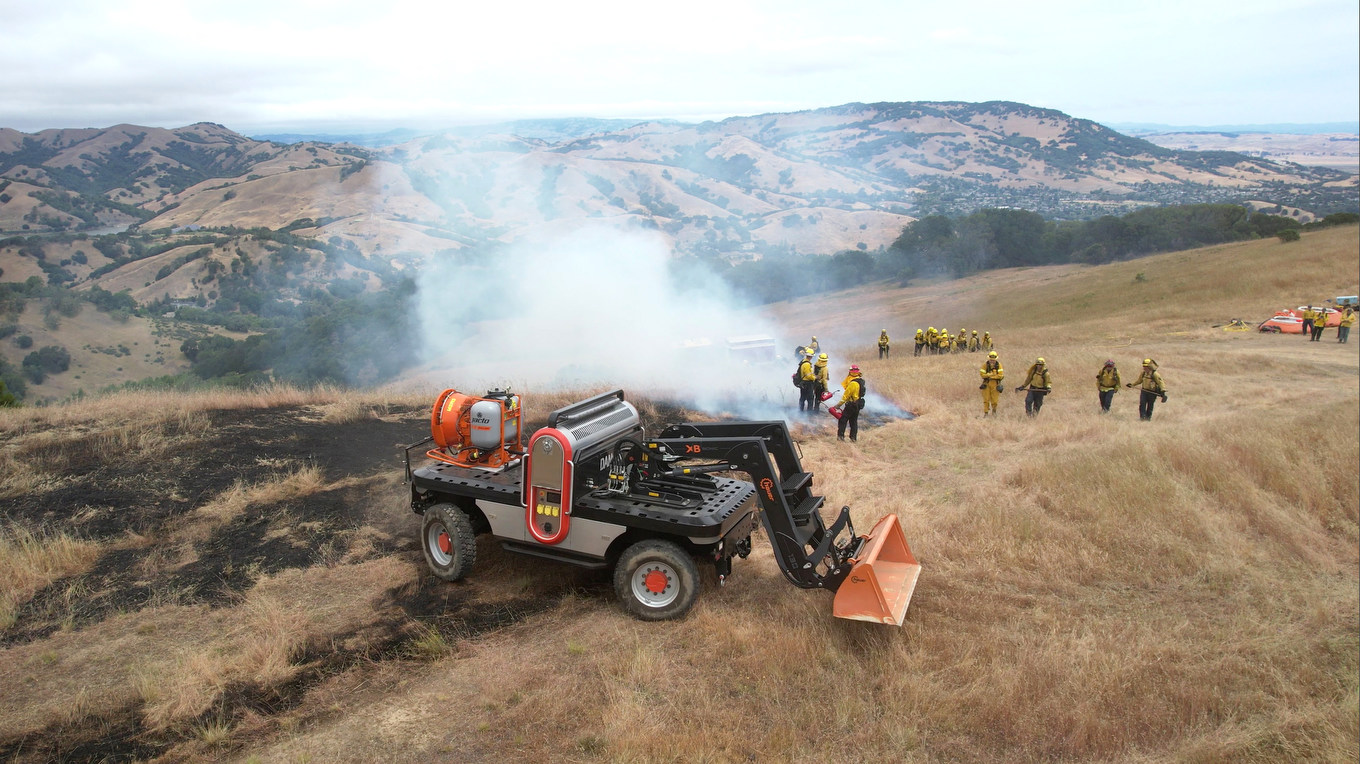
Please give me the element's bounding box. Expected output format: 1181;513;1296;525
410;224;799;419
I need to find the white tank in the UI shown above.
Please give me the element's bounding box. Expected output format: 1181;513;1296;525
469;398;518;449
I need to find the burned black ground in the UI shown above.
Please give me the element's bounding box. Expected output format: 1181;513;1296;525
2;406;426;645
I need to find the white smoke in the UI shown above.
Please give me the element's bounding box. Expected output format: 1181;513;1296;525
410;224;800;419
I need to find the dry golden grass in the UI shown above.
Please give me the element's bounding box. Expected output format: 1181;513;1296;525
0;524;101;630
177;464;331;543
238;228;1357;764
768;223;1359;352
2;228;1356;762
0;382;332;439
0;557;413;742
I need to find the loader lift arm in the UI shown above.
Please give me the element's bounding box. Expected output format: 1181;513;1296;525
642;421;863;591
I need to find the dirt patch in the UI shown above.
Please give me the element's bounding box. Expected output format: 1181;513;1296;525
392;572;580;633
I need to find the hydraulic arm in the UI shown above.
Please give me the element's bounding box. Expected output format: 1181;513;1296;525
635;422;872;592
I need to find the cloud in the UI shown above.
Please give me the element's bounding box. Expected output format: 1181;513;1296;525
0;0;1355;133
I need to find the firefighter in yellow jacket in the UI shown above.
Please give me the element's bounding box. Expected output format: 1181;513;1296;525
979;351;1004;416
1301;306;1317;339
878;330;890;359
813;352;830;411
835;364;865;442
968;330;980;352
1125;358;1166;421
1095;359;1120;413
926;327;938;354
1339;306;1355;344
1016;357;1052;416
914;328;925;356
797;348;817;414
981;331;993;351
1310;307;1328;341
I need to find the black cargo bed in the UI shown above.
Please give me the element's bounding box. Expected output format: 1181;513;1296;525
411;463;757;542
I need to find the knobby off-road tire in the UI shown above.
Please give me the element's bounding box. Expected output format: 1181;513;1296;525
613;539;699;621
421;504;477;581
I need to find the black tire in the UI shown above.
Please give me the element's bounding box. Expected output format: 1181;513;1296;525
613;539;699;621
421;504;476;581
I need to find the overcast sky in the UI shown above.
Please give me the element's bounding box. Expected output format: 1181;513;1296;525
2;0;1356;135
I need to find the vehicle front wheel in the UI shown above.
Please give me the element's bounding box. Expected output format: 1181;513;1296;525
421;504;476;581
613;539;699;621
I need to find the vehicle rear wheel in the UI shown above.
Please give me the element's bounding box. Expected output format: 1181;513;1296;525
613;539;699;621
421;504;476;581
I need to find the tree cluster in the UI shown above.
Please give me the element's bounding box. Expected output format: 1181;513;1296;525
21;344;70;384
177;282;418;387
883;204;1316;280
692;203;1341;305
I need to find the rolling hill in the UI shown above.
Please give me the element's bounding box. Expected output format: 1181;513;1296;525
3;102;1355;264
3;101;1357;404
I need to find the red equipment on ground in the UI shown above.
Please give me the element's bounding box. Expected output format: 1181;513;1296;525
1258;306;1341;334
428;388;523;471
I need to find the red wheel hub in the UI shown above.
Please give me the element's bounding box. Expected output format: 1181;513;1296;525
643;568;670;594
437;530;452;555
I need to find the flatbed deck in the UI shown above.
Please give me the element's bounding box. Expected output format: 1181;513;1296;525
410;462;758;542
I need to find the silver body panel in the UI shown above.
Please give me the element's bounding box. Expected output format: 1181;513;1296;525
476;498;626;559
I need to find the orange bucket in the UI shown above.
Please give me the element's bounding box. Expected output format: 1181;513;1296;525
832;514;920;626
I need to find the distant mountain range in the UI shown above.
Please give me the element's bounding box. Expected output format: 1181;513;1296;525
2;101;1356;280
252;118;663;147
4;100;1359;402
1110;121;1358;136
259;120;1360;147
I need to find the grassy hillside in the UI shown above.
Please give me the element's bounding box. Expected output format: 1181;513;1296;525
0;303;200;402
0;229;1356;762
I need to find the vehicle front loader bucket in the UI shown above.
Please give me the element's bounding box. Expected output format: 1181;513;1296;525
833;514;920;626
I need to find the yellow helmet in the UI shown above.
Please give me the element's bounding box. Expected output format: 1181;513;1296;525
972;330;978;335
818;353;828;361
928;327;935;332
1036;357;1045;364
1142;358;1152;365
988;351;998;358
